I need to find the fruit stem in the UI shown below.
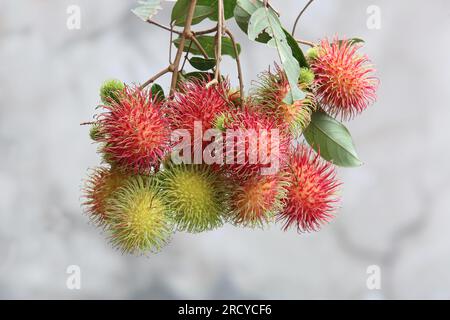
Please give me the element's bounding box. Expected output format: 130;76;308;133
225;28;244;103
170;0;198;95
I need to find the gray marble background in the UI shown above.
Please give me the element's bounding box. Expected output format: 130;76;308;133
1;0;449;299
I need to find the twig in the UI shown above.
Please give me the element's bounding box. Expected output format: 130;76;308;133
207;0;224;87
190;35;209;59
147;19;182;35
263;0;280;16
292;0;315;37
225;28;244;103
296;39;316;47
170;0;198;95
140;66;171;90
181;38;194;71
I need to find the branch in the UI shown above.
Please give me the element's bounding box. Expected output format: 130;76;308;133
190;35;209;59
147;19;182;35
292;0;315;37
207;0;224;87
140;66;171;90
296;39;316;47
225;28;244;103
170;0;198;95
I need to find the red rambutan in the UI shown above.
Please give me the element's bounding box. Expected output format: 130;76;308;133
278;145;341;232
97;86;171;173
82;167;127;227
222;107;290;178
230;174;287;227
167;78;232;135
310;38;379;120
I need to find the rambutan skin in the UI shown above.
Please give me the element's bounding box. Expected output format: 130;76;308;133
82;167;127;227
310;38;379;120
158;164;230;233
278;145;341;232
97;86;171;174
167;78;232;135
253;66;316;135
106;175;173;254
222;107;290;179
230;174;288;228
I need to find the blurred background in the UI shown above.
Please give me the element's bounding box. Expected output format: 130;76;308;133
1;0;450;299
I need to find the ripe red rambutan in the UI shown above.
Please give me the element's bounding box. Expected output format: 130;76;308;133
278;145;341;232
310;38;379;120
254;65;316;135
82;167;127;227
222;107;290;178
230;174;287;227
167;78;232;135
97;86;171;173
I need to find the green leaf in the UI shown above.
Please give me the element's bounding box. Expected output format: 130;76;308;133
304;111;363;167
173;35;241;59
284;30;308;68
189;57;216;71
234;0;270;43
150;83;165;101
132;0;163;21
248;7;305;102
171;0;214;26
198;0;237;20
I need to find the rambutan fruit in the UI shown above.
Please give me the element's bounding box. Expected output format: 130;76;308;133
106;175;173;254
254;66;316;135
100;79;125;105
82;167;127;227
278;145;341;232
222;107;290;178
167;78;232;135
159;164;229;233
97;86;171;174
230;174;287;228
309;38;379;120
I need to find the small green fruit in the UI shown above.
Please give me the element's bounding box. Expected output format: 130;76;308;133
299;68;315;86
100;79;125;105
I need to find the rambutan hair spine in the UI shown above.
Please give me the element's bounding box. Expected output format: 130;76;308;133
157;163;232;233
308;37;379;120
96;85;172;174
278;145;342;233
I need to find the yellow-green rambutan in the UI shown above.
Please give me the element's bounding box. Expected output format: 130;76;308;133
253;65;317;135
230;174;288;228
82;167;127;227
159;164;230;233
106;175;173;254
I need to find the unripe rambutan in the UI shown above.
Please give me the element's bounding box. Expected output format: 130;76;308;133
82;167;127;227
159;164;229;233
230;174;287;228
222;107;290;178
254;66;316;135
278;145;341;232
106;175;173;254
97;86;171;174
310;38;379;120
100;79;125;105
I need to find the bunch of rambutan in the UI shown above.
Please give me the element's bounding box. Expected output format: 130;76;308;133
82;37;378;255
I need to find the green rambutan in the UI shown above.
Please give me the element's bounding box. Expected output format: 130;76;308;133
106;175;173;254
100;79;125;105
230;174;288;228
159;164;230;233
82;167;127;227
